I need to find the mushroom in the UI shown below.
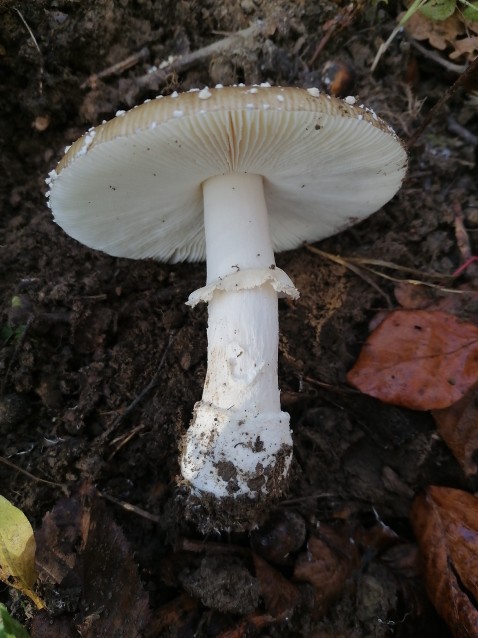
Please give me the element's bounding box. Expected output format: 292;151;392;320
46;85;407;527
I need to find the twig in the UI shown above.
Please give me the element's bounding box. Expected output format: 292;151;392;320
453;257;478;277
97;490;160;523
447;115;478;146
0;455;65;488
306;245;393;307
303;375;359;395
312;253;454;280
309;4;356;66
13;6;43;95
81;47;150;89
306;245;477;295
407;55;478;149
451;200;478;278
177;538;250;556
135;20;275;91
108;423;145;461
410;39;467;74
453;200;472;263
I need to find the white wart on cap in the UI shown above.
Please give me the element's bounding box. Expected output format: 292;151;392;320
47;85;407;529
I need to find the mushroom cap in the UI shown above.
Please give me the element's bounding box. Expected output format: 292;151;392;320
47;85;407;262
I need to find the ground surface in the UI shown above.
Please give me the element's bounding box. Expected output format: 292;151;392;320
1;1;477;636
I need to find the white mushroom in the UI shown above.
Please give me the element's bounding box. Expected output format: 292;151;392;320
47;85;407;526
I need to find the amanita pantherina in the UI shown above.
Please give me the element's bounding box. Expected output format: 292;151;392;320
47;85;407;527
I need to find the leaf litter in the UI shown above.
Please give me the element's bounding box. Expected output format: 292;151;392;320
30;483;149;638
411;486;478;638
347;309;478;410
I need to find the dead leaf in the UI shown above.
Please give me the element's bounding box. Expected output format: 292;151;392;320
449;34;478;58
32;484;149;637
30;612;76;638
178;555;259;614
216;613;276;638
293;523;359;619
250;510;306;565
0;495;44;609
394;281;478;322
404;10;478;60
144;593;199;638
410;486;478;638
252;553;301;618
432;381;478;476
347;309;478;410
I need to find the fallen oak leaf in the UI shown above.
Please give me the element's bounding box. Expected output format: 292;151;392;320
347;309;478;410
410;486;478;638
432;381;478;476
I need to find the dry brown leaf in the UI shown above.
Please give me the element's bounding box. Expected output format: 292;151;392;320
347;309;478;410
252;552;301;618
410;486;478;638
293;523;359;619
405;11;464;50
432;381;478;476
216;613;276;638
394;281;478;324
32;484;149;637
404;10;478;60
144;593;199;638
449;34;478;58
250;510;306;565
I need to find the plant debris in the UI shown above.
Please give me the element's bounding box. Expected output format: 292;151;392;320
347;309;478;410
31;484;149;637
411;486;478;637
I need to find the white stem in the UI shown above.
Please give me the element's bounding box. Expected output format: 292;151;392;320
181;173;294;499
203;173;276;283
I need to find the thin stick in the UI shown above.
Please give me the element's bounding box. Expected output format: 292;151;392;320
81;47;150;89
0;455;65;487
447;116;478;146
135;20;275;91
410;40;467;74
108;423;145;461
407;55;478;149
305;245;392;306
305;245;454;279
306;245;477;295
13;6;44;95
97;490;160;523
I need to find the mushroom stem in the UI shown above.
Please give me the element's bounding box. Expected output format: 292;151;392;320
203;173;276;283
181;173;295;499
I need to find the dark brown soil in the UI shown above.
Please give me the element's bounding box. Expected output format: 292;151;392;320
1;1;477;636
